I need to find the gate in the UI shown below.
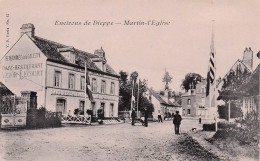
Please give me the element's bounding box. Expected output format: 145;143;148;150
1;113;27;128
1;100;27;129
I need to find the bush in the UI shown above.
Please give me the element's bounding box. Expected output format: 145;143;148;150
218;105;228;119
74;108;80;115
203;122;237;131
218;122;237;129
211;112;259;145
213;128;259;145
26;107;61;129
203;123;216;131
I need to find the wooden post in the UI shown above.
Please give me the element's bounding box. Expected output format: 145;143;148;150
215;115;218;131
137;79;140;118
84;62;87;117
228;99;231;122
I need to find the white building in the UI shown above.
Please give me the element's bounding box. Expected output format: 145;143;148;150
0;24;120;118
148;89;181;120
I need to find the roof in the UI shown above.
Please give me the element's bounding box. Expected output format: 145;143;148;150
30;35;118;77
239;64;260;96
217;59;253;87
150;89;181;107
0;82;14;96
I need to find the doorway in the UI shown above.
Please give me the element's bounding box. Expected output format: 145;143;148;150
56;99;66;114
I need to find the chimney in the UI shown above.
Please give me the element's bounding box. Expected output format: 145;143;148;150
94;46;106;59
20;23;35;38
243;47;253;70
93;47;107;71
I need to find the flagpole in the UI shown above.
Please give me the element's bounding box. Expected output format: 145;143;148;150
131;81;134;111
212;20;218;131
84;62;87;117
137;79;140;118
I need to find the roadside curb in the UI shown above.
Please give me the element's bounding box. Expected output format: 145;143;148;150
187;132;232;160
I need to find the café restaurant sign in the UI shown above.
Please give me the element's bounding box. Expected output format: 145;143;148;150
51;89;85;98
2;52;44;79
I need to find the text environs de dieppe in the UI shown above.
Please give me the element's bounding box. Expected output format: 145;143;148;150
55;20;171;27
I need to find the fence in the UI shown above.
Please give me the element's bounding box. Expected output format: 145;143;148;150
61;114;91;125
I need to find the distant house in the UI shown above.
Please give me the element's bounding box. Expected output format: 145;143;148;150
217;47;254;98
240;64;260;119
216;47;257;118
148;89;181;120
182;79;208;117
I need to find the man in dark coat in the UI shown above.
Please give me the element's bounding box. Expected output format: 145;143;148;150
131;108;136;126
144;107;149;127
173;111;182;134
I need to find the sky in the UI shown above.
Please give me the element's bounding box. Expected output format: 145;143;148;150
0;0;259;92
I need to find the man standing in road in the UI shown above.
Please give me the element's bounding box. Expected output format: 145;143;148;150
158;110;163;123
173;111;182;134
144;107;149;127
131;108;136;126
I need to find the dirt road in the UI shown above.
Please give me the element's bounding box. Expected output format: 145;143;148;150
0;119;219;161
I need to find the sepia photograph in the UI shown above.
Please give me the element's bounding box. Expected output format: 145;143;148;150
0;0;259;160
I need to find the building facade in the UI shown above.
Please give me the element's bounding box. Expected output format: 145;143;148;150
181;47;256;118
148;89;181;120
0;24;120;118
181;79;208;117
240;64;260;119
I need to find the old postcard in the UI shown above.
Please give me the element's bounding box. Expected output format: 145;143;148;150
0;0;259;160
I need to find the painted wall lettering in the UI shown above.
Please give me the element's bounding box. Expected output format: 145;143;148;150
5;53;40;61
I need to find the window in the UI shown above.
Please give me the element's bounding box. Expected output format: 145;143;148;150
245;99;248;109
91;78;97;92
54;71;61;87
250;98;254;112
101;80;106;93
109;103;114;117
188;99;191;105
68;73;75;89
110;82;115;94
80;76;85;90
79;101;85;112
187;109;191;115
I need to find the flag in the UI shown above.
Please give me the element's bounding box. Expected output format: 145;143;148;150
85;63;93;102
206;22;216;97
206;52;215;96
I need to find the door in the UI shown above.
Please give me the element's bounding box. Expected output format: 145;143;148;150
101;103;105;118
109;103;114;117
56;99;66;114
91;102;96;116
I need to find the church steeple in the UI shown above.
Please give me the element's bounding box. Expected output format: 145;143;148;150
210;20;215;54
162;69;172;91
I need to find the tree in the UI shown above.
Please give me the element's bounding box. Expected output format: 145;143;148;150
181;73;202;92
118;71;131;111
118;71;154;115
218;67;251;119
119;71;128;85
